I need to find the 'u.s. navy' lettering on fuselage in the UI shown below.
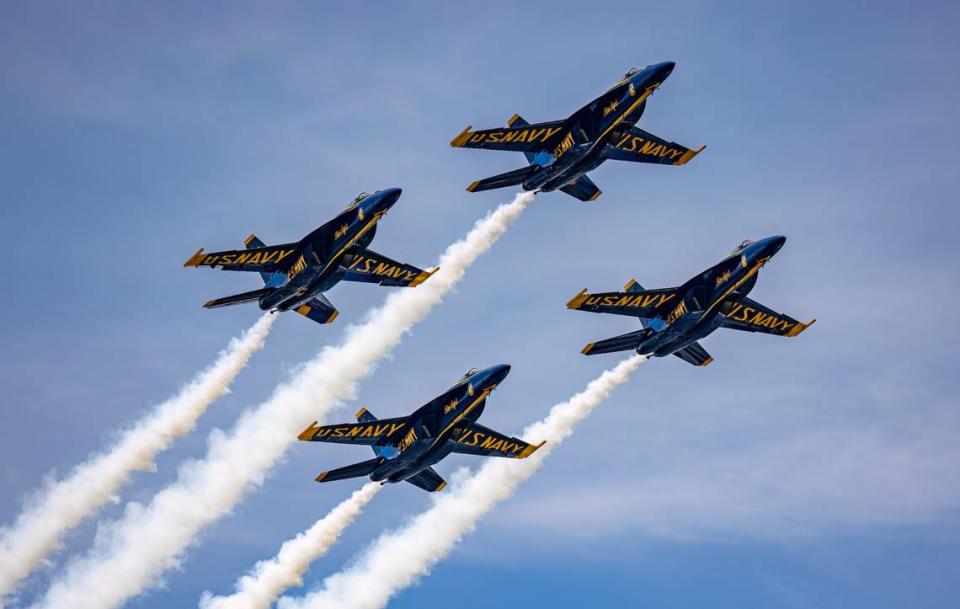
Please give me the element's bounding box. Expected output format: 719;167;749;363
666;299;688;325
469;126;563;146
614;134;686;161
584;293;675;309
725;302;795;333
397;427;418;452
288;254;308;279
203;248;296;268
554;132;575;157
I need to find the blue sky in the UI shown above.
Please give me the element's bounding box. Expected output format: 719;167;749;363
1;1;958;608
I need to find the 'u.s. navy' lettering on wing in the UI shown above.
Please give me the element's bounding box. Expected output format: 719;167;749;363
468;126;563;145
451;428;526;455
614;133;686;161
304;422;406;440
201;248;296;268
346;255;419;283
585;293;675;309
725;302;795;333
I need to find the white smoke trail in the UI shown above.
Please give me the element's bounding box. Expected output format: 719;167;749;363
0;313;274;602
32;192;534;609
199;482;381;609
277;355;645;609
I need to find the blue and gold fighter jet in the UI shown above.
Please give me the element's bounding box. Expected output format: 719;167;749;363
183;188;436;325
567;236;815;365
450;62;704;201
297;365;543;492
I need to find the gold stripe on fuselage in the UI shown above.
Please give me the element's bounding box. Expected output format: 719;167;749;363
317;212;385;278
426;388;492;452
587;84;657;157
701;260;765;320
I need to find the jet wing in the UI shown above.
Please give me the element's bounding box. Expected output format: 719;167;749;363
339;247;436;287
721;297;815;337
567;285;680;318
184;243;300;273
450;120;565;152
297;418;409;445
448;422;544;459
607;125;704;166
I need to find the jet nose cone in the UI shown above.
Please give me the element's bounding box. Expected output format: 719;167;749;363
487;364;511;385
651;61;675;80
380;187;402;206
766;235;787;254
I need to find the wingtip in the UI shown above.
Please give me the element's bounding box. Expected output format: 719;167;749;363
699;356;715;367
588;189;602;201
325;309;339;324
787;318;816;337
433;481;448;492
409;267;438;287
465;180;481;192
518;440;546;459
314;471;329;483
184;248;205;267
450;125;472;147
202;299;217;309
298;421;319;441
675;144;706;166
581;343;596;355
566;289;589;309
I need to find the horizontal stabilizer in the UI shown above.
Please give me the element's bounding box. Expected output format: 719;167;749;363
405;467;447;493
559;175;602;202
314;458;382;483
466;165;538;193
672;342;714;367
294;293;339;325
581;329;648;356
203;288;273;309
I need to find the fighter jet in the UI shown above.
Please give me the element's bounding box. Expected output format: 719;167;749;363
450;62;704;201
297;365;543;492
566;236;815;366
183;188;436;324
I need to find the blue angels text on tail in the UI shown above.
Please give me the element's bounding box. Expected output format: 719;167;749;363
297;365;543;492
567;236;815;365
183;188;436;325
450;62;704;201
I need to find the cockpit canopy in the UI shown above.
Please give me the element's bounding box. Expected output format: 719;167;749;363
624;66;642;79
352;192;369;204
462;368;480;379
728;240;754;256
